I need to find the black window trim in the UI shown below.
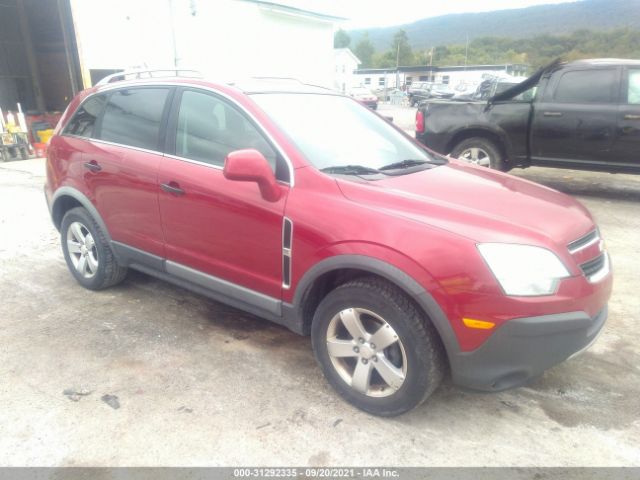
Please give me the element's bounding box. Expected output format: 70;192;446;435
164;86;291;184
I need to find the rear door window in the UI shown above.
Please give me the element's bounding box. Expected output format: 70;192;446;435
63;94;107;138
628;70;640;104
98;88;170;150
553;69;618;104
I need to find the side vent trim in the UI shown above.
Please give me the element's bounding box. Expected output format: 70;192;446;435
282;217;293;289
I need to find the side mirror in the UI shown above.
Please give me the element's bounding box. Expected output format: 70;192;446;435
223;149;282;202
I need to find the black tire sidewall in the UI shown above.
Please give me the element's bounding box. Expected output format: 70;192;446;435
60;208;110;290
311;283;438;416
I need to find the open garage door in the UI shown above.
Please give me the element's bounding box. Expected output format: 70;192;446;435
0;0;85;113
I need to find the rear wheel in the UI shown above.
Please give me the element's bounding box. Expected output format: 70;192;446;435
61;207;127;290
451;137;507;171
311;277;445;416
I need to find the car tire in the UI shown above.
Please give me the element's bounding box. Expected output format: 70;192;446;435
451;137;508;171
60;207;128;290
311;276;445;416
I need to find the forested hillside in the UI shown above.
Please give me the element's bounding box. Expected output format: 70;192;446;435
348;0;640;52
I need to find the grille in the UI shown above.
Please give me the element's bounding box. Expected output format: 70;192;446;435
581;253;606;277
567;229;599;253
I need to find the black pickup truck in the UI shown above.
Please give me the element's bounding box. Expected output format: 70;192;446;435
415;59;640;173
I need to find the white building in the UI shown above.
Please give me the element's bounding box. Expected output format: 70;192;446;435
333;48;361;93
71;0;343;88
355;64;529;91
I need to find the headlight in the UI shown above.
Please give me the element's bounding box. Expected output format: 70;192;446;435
478;243;570;296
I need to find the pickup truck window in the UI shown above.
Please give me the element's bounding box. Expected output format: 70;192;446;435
553;69;617;104
628;70;640;104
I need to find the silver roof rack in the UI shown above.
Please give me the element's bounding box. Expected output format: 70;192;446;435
95;69;203;86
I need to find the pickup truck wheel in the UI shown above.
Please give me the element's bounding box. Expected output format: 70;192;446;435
61;207;128;290
451;137;506;171
311;277;445;416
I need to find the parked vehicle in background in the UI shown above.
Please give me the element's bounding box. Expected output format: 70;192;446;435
428;84;455;99
409;83;454;106
46;73;612;416
415;59;640;174
408;81;433;106
348;86;378;109
451;75;529;101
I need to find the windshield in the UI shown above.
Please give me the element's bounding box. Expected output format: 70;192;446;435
432;85;450;92
251;93;437;171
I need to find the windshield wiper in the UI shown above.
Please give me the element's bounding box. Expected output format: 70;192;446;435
379;159;429;171
320;165;383;176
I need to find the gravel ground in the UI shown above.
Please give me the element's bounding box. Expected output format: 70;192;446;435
0;153;638;467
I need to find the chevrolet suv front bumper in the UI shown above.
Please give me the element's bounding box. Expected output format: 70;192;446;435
449;306;608;391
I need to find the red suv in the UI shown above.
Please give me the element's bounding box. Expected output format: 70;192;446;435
45;76;612;416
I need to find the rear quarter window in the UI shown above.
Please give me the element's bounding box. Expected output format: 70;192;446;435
63;94;108;137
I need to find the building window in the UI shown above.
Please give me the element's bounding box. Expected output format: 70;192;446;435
406;76;413;85
419;75;428;81
378;77;385;87
442;75;450;84
342;65;346;73
364;77;371;85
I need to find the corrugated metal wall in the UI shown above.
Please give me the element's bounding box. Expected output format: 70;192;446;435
0;0;36;110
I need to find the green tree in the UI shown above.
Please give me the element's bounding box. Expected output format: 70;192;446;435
354;32;375;67
391;29;414;66
334;29;351;48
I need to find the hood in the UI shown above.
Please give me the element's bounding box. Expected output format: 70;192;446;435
489;58;563;103
336;160;594;248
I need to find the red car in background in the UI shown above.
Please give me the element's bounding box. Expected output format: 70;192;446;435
45;74;611;416
348;85;378;109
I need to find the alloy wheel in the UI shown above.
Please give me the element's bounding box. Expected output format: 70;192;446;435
326;307;407;397
458;147;491;167
66;221;99;278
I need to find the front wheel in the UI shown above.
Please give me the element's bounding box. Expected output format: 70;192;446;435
311;277;445;416
451;137;507;171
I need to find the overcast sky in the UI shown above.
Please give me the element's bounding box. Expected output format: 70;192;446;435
335;0;577;28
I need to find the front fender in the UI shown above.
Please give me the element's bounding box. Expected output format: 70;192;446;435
286;249;461;360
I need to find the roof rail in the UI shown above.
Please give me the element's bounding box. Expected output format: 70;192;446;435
95;69;203;86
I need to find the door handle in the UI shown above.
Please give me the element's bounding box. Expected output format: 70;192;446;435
83;160;102;172
543;111;563;117
160;182;185;196
624;114;640;120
